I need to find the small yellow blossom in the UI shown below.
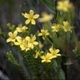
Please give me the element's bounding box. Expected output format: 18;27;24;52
6;31;17;43
62;21;72;32
51;24;60;32
22;10;39;25
40;52;54;63
57;0;73;12
25;35;38;49
20;37;30;51
14;36;23;46
38;29;49;39
49;47;61;58
16;24;28;33
34;50;42;59
38;12;53;22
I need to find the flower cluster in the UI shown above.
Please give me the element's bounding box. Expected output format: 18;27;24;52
6;24;38;51
6;0;74;63
51;21;72;33
40;47;61;63
33;46;61;63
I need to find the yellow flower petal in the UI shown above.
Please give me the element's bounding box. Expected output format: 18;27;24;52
31;35;36;41
41;59;51;63
34;51;40;59
6;38;11;42
57;54;61;56
22;13;29;18
33;14;39;19
8;32;12;37
38;33;42;36
30;10;34;16
31;19;36;25
25;19;30;24
25;36;30;41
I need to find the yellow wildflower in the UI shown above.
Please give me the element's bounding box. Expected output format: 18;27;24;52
38;29;49;39
22;10;39;25
6;31;17;43
57;0;73;12
34;50;42;59
16;24;28;33
20;37;30;51
51;24;60;32
38;12;53;22
14;36;23;46
40;52;54;63
25;35;38;49
62;21;72;32
49;47;61;58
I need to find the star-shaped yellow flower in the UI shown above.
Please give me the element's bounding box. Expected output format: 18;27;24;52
38;12;53;22
40;52;54;63
62;21;72;32
34;50;42;59
51;24;60;32
38;29;49;39
49;47;61;58
20;37;30;51
57;0;73;12
16;24;28;33
6;31;17;43
14;36;23;46
22;10;39;25
25;35;38;49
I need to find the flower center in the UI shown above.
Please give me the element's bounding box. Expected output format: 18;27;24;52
29;15;33;19
11;35;16;39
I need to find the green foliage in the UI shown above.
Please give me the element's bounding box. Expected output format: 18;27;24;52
7;51;20;66
7;51;30;79
7;23;16;31
41;0;56;13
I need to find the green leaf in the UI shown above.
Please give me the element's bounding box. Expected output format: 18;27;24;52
43;22;52;30
59;69;65;80
41;0;55;13
7;51;19;66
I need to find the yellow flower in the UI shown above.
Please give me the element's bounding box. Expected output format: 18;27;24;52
14;36;23;46
22;10;39;25
49;47;61;58
38;29;49;39
38;12;53;22
6;31;17;43
62;21;72;32
40;52;54;63
20;37;30;51
16;24;28;33
57;0;72;12
25;35;38;49
34;50;42;59
51;24;60;32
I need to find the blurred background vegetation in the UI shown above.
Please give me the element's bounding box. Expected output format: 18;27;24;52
0;0;80;80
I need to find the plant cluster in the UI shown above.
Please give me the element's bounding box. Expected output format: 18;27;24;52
1;0;80;79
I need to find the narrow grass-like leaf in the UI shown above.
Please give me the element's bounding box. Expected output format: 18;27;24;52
41;0;55;13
